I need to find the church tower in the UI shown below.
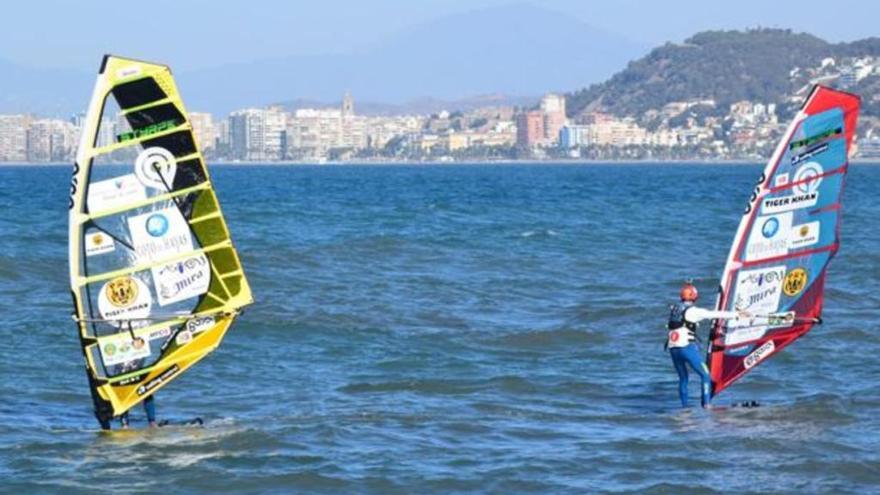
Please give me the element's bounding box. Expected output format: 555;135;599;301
342;91;354;118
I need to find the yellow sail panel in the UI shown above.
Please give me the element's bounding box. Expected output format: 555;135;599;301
68;55;252;429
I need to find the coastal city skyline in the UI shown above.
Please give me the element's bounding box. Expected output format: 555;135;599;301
3;45;880;163
3;2;880;163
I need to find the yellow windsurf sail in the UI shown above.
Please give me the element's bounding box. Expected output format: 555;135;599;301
68;55;253;429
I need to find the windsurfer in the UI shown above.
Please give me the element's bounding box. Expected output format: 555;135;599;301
666;282;748;408
117;354;157;428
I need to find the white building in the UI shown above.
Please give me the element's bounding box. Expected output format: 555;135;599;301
27;119;78;162
229;107;287;161
0;114;30;161
540;93;567;145
189;112;216;152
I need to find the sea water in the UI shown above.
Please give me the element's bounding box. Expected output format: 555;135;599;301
0;164;878;493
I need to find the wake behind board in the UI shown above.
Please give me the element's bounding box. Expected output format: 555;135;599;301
158;417;204;427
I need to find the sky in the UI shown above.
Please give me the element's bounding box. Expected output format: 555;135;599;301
2;0;879;70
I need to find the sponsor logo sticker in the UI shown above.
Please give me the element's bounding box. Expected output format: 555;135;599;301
151;254;211;306
774;174;790;188
134;147;177;190
761;192;819;215
127;207;194;264
116;65;142;79
789;221;820;249
789;127;842;150
792;162;824;194
86;174;147;213
790;143;829;166
117;119;180;143
726;266;786;346
152;254;211;306
783;268;809;297
175;330;193;345
136;364;180;396
85;230;115;257
744;340;775;369
147;327;172;340
187;316;215;334
100;332;152;367
745;214;791;261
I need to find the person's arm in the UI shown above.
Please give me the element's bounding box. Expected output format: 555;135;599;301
685;306;747;324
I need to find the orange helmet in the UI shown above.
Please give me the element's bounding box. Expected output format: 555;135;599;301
680;282;699;302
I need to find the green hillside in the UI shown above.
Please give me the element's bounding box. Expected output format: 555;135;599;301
567;29;880;120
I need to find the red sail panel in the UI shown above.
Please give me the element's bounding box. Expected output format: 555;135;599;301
707;86;860;397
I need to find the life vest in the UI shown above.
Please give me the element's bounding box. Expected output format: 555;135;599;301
667;302;697;348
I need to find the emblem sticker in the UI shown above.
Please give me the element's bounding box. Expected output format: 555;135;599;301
97;276;152;321
106;277;138;307
146;213;169;237
783;268;809;297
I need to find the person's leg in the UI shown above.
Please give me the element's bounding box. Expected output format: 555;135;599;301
682;344;712;407
669;348;690;407
143;396;157;426
119;411;129;429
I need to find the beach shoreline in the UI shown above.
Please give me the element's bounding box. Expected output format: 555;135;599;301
4;158;880;167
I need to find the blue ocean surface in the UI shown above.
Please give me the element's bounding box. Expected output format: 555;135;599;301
0;164;878;494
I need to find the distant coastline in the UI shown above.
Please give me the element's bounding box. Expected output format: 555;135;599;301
4;159;880;167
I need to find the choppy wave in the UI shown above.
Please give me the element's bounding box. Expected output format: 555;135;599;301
2;164;879;493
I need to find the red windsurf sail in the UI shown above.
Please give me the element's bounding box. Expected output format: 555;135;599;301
707;86;860;397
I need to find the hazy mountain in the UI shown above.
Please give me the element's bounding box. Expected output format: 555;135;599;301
0;4;643;116
276;94;540;116
0;58;91;116
177;4;645;114
1;4;643;116
178;5;646;112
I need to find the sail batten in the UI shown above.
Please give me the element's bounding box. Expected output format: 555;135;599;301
86;182;211;220
80;240;233;286
706;85;859;397
69;55;252;428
